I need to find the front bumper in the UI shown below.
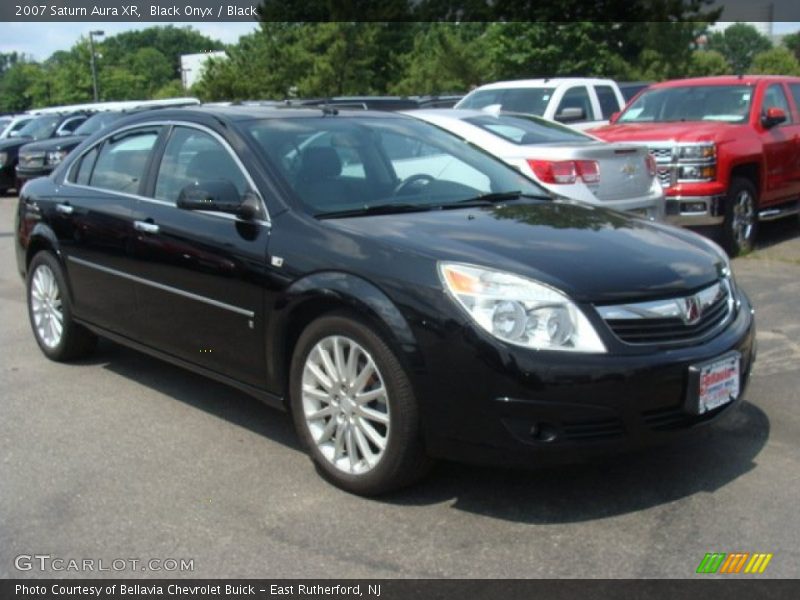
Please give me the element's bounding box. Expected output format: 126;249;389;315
417;290;755;466
16;165;53;182
664;195;725;227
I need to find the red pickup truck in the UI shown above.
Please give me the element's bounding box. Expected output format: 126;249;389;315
590;75;800;255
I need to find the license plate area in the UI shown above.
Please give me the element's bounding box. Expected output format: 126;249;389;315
685;352;740;415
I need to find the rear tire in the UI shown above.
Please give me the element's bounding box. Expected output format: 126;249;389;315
26;252;97;361
721;177;758;256
289;311;431;495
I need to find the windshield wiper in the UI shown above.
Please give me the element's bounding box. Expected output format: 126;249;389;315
316;202;436;219
441;191;546;208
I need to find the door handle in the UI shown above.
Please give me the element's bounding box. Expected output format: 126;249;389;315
134;220;160;234
56;203;73;215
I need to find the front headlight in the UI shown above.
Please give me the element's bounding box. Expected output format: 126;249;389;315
0;151;6;167
46;150;68;165
678;144;715;160
439;262;606;353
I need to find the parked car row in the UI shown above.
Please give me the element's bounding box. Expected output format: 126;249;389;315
0;98;200;195
16;104;755;494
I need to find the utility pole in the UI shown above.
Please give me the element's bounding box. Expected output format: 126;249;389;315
88;30;104;101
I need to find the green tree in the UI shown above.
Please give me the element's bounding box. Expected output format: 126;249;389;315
100;26;224;83
751;47;800;76
708;23;772;73
389;23;489;94
782;32;800;62
685;49;731;77
0;60;44;111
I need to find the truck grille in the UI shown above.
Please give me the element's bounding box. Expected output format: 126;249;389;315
648;146;673;161
597;279;735;346
656;167;672;188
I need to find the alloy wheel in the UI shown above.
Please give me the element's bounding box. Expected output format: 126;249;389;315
732;189;755;249
30;264;64;349
301;335;390;475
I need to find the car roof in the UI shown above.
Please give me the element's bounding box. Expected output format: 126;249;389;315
117;105;410;124
472;78;617;90
652;75;800;88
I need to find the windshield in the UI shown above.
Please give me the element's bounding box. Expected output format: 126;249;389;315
458;88;555;116
242;116;545;217
465;113;592;145
16;115;60;140
75;112;121;136
619;85;753;124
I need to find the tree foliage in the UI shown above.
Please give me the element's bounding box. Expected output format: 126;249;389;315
751;47;800;77
0;26;222;111
707;23;772;73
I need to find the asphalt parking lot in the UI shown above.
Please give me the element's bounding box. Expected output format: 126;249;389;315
1;194;798;579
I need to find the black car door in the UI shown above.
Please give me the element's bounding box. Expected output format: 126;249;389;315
56;126;163;336
129;124;270;387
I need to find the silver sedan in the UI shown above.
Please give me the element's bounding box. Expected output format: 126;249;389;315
406;108;665;221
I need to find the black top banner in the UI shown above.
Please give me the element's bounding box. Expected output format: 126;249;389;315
1;0;800;22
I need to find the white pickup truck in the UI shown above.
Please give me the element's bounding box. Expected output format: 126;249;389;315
455;78;626;130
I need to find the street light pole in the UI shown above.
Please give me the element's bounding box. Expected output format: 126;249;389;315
88;30;104;102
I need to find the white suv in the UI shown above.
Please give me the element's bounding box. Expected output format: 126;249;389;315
455;78;625;130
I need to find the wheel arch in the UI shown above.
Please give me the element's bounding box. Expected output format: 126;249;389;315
728;162;761;198
266;271;424;403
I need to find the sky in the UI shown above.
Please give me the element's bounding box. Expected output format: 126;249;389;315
2;21;800;61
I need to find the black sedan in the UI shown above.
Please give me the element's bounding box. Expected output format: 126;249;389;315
15;107;755;495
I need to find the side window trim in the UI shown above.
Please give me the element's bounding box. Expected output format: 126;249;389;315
64;120;270;224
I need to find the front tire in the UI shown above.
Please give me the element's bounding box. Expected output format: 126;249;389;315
290;312;430;495
27;252;97;361
722;177;758;256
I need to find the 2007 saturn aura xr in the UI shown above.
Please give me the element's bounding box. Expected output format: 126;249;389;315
15;107;755;495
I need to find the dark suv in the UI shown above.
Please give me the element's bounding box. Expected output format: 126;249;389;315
14;111;124;188
15;107;755;495
0;112;88;194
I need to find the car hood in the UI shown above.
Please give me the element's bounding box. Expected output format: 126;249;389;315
589;121;738;144
327;201;724;303
0;137;32;152
19;135;86;153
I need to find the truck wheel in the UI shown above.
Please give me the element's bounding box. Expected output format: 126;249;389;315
289;311;431;495
722;177;758;256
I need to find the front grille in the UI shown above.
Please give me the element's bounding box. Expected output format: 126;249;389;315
656;167;672;187
649;146;673;161
597;280;734;347
561;417;626;441
19;154;45;168
642;403;728;431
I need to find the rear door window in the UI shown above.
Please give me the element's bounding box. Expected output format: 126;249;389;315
89;128;160;195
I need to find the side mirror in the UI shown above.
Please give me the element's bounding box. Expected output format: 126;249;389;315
56;130;73;137
177;180;261;220
761;106;787;129
609;111;621;124
555;107;586;124
9;131;20;138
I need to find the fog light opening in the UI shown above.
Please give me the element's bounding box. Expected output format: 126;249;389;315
530;422;558;443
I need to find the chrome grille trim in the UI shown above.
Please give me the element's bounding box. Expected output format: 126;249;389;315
596;279;735;346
